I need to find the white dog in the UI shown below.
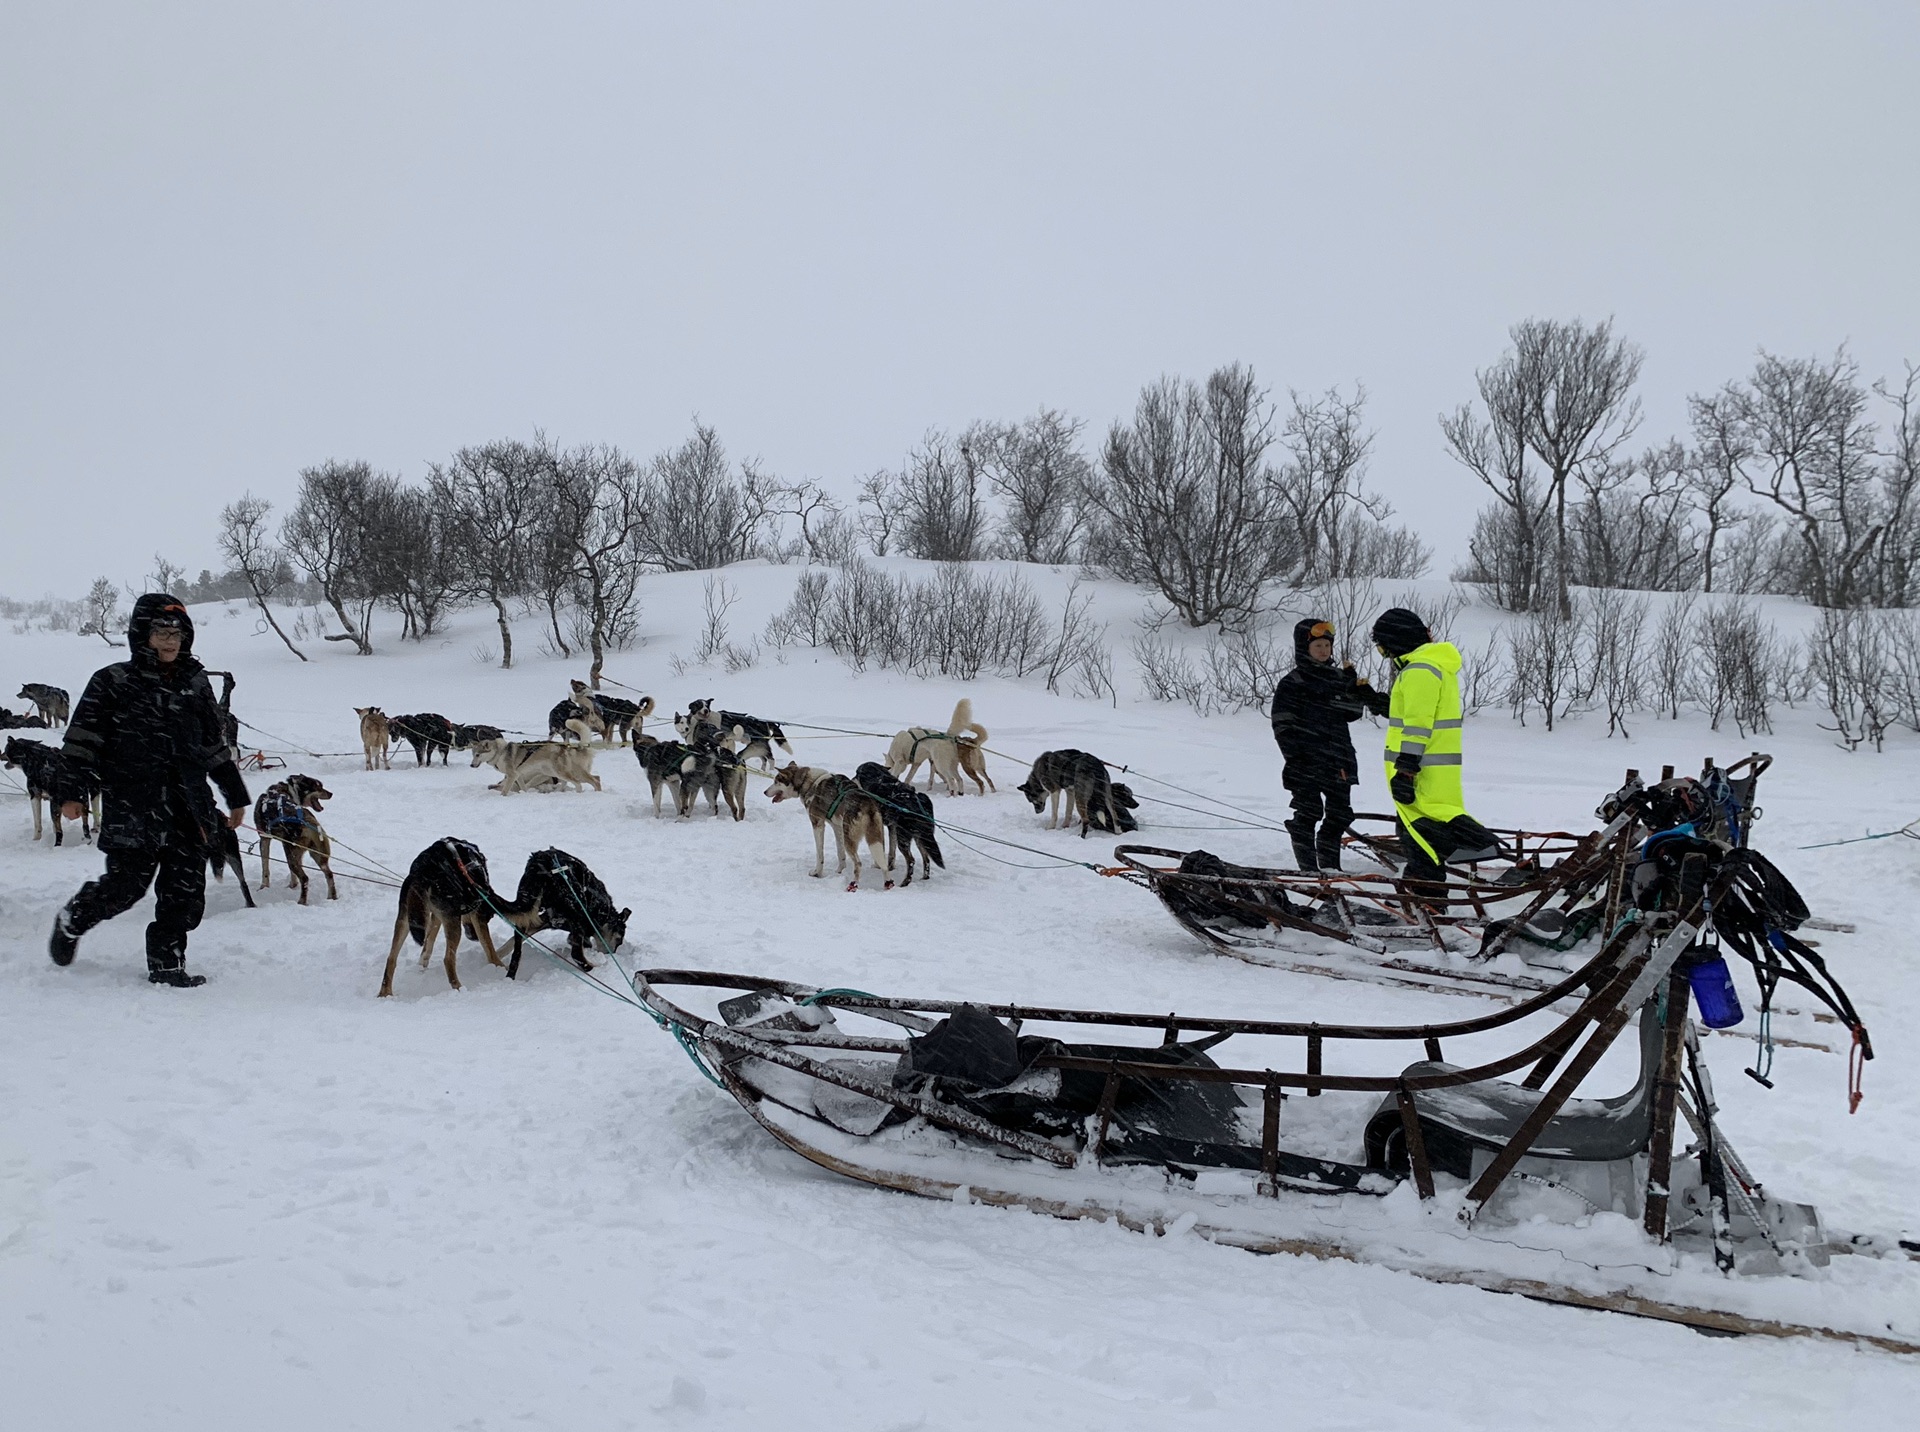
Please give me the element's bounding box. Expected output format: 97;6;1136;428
885;699;987;796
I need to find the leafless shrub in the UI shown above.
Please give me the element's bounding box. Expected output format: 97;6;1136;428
1073;641;1118;706
1809;607;1895;750
429;439;541;667
1506;602;1584;730
1132;633;1209;708
1300;576;1380;667
1461;630;1509;715
1041;581;1109;695
1647;591;1698;720
1200;623;1294;712
1580;588;1648;737
1442;317;1645;616
1088;365;1297;628
1695;598;1777;735
765;570;832;649
695;576;739;663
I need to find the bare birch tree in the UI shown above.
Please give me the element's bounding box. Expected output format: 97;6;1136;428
217;494;307;660
1087;365;1295;628
428;439;538;667
1445;318;1644;615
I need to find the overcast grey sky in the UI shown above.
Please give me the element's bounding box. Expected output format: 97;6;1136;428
3;2;1915;595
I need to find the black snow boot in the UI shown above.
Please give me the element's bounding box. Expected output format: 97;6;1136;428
148;968;207;988
1289;839;1319;872
48;909;79;966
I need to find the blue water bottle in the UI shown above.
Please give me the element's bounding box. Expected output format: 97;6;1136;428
1684;949;1745;1029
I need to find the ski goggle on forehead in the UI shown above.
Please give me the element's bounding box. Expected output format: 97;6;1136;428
1307;622;1334;640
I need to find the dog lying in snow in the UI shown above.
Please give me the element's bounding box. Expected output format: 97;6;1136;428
767;763;890;891
468;737;601;794
885;699;987;796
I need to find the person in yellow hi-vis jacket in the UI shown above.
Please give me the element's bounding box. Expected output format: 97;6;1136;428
1370;608;1501;895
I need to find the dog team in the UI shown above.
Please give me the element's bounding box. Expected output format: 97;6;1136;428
15;598;1164;995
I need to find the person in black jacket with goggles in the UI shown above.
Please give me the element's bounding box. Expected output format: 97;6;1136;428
1270;617;1388;871
48;594;251;987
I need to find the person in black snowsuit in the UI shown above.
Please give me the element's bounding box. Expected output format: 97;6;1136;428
48;594;251;987
1270;617;1388;871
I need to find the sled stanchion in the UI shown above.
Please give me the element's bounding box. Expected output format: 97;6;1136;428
1306;1032;1322;1097
1396;1084;1435;1200
1644;969;1692;1241
1092;1061;1121;1164
1259;1076;1284;1198
1424;1036;1443;1062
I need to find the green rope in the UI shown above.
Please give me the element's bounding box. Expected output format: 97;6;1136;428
799;986;881;1006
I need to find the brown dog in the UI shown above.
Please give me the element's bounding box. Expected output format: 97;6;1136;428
378;837;504;997
766;763;890;891
254;774;338;905
355;707;391;770
955;732;994;795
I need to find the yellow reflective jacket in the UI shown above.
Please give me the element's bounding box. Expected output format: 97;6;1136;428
1383;641;1468;843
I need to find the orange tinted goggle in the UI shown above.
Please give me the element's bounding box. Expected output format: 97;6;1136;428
1307;622;1334;640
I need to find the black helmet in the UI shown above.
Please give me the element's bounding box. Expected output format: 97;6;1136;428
1293;617;1335;664
128;592;195;656
1370;608;1430;658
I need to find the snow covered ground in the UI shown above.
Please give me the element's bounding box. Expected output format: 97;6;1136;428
5;565;1918;1430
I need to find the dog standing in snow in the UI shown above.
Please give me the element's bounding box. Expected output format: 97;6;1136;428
766;763;890;891
885;699;987;796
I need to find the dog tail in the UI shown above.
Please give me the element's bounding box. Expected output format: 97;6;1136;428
946;698;976;738
402;878;428;947
636;696;657;717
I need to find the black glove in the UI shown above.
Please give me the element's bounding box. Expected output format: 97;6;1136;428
1390;753;1420;805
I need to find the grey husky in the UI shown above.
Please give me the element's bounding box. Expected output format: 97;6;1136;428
1017;748;1127;838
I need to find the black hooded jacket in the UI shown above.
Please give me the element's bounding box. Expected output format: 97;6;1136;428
1269;619;1389;790
60;594;250;850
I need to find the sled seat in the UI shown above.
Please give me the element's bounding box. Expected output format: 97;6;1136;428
1363;997;1667;1179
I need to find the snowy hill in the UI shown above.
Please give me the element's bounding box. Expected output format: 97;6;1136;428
4;565;1917;1429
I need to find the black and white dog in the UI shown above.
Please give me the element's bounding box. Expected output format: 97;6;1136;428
675;698;792;770
0;705;48;729
855;761;944;885
450;722;504;752
389;712;456;767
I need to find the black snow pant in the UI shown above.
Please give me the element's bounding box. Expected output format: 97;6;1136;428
1286;782;1354;871
63;838;208;974
1397;815;1503;905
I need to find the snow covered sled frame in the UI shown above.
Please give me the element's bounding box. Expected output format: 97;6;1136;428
636;904;1918;1354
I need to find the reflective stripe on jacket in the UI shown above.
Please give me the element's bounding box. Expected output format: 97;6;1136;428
1383;641;1468;852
